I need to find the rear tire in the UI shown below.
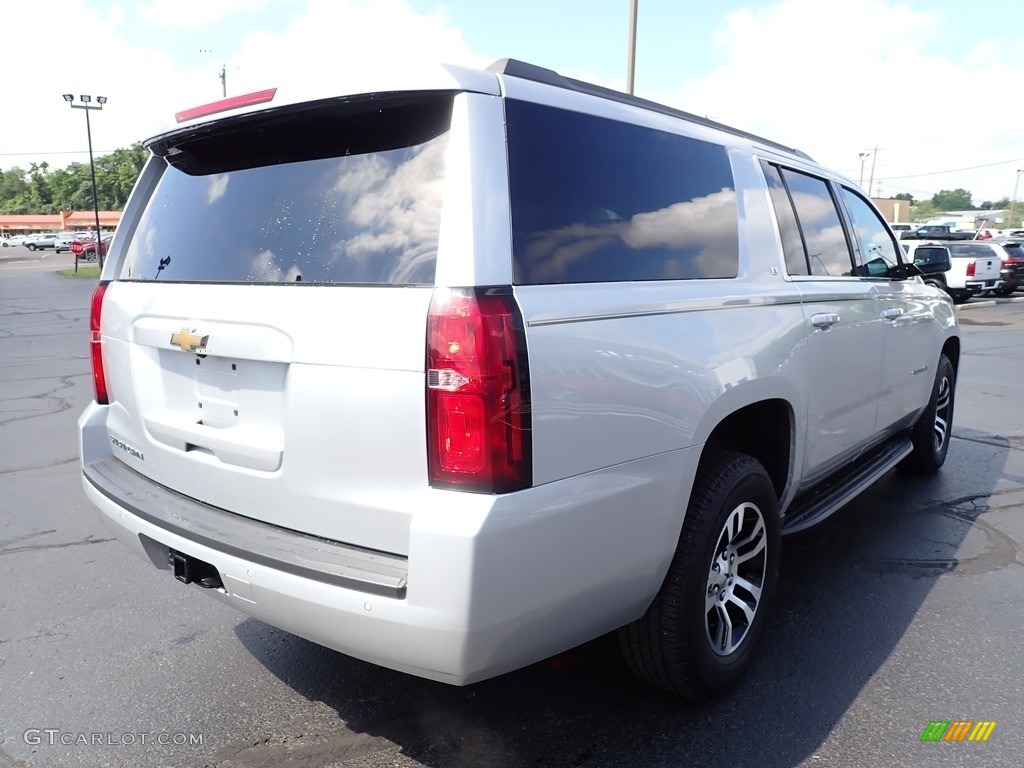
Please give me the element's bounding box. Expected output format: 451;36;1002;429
993;286;1015;297
903;354;955;474
618;451;780;700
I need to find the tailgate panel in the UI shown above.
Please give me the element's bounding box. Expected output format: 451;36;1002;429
99;282;433;556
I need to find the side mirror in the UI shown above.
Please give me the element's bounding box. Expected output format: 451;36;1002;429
920;251;952;273
909;246;951;278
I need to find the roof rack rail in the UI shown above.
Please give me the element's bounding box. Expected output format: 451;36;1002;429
486;58;813;162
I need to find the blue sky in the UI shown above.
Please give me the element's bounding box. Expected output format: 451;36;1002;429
4;0;1024;205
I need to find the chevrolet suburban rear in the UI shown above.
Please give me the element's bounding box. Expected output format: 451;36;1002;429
80;59;959;700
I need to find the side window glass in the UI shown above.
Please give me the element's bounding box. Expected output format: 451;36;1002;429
780;169;854;277
840;187;901;278
506;100;740;284
761;161;809;275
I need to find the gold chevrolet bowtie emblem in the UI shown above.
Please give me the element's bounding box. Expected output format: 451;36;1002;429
170;328;209;352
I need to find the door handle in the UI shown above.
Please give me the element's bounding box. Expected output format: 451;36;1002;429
881;308;905;320
810;312;840;329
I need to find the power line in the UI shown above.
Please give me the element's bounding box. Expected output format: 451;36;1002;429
883;157;1024;181
838;155;1024;180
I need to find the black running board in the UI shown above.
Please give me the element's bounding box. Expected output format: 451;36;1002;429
782;437;913;534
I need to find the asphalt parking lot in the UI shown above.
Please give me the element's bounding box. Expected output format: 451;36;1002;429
1;247;1023;768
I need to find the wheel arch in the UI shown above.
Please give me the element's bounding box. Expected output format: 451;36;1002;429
691;381;800;509
942;336;960;377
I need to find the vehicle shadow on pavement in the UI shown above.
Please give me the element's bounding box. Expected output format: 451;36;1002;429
224;431;1012;768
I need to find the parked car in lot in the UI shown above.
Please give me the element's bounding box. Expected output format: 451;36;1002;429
79;58;961;701
900;225;976;241
56;232;93;253
903;240;1002;302
24;233;60;251
76;234;112;261
6;235;30;246
984;238;1024;295
0;236;8;247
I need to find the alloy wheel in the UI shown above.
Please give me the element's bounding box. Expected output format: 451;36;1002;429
705;502;768;656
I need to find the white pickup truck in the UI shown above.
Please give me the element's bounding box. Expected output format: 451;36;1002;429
903;241;1002;303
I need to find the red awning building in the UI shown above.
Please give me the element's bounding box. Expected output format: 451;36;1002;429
0;210;121;235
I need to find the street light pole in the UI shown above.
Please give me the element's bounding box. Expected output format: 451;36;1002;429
859;152;870;188
62;93;107;271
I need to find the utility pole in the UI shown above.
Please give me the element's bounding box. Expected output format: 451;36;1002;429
867;144;882;198
1009;169;1024;229
219;63;226;97
626;0;638;95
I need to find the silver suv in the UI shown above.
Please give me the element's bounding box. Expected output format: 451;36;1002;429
79;59;959;700
24;233;60;251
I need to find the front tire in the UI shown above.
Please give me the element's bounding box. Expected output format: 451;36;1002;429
618;451;780;700
903;354;955;474
26;243;36;251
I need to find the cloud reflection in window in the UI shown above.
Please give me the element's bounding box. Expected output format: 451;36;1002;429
522;188;739;283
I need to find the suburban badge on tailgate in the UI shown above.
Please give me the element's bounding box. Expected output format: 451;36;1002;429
170;328;209;352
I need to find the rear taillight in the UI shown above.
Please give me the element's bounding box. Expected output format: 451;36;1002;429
966;262;976;277
90;282;108;405
426;287;531;493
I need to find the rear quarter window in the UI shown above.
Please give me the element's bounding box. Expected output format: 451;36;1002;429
506;100;739;284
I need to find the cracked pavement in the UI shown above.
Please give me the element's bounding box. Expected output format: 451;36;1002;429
0;265;1022;768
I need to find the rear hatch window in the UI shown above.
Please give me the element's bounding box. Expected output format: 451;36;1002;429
1002;244;1024;260
122;93;454;285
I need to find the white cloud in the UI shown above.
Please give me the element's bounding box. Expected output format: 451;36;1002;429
665;0;1024;203
138;0;271;28
227;0;486;97
2;1;223;173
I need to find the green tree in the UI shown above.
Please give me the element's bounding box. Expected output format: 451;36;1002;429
931;188;973;210
978;197;1011;210
910;201;939;222
893;192;914;203
0;143;147;214
0;168;30;207
26;163;55;212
